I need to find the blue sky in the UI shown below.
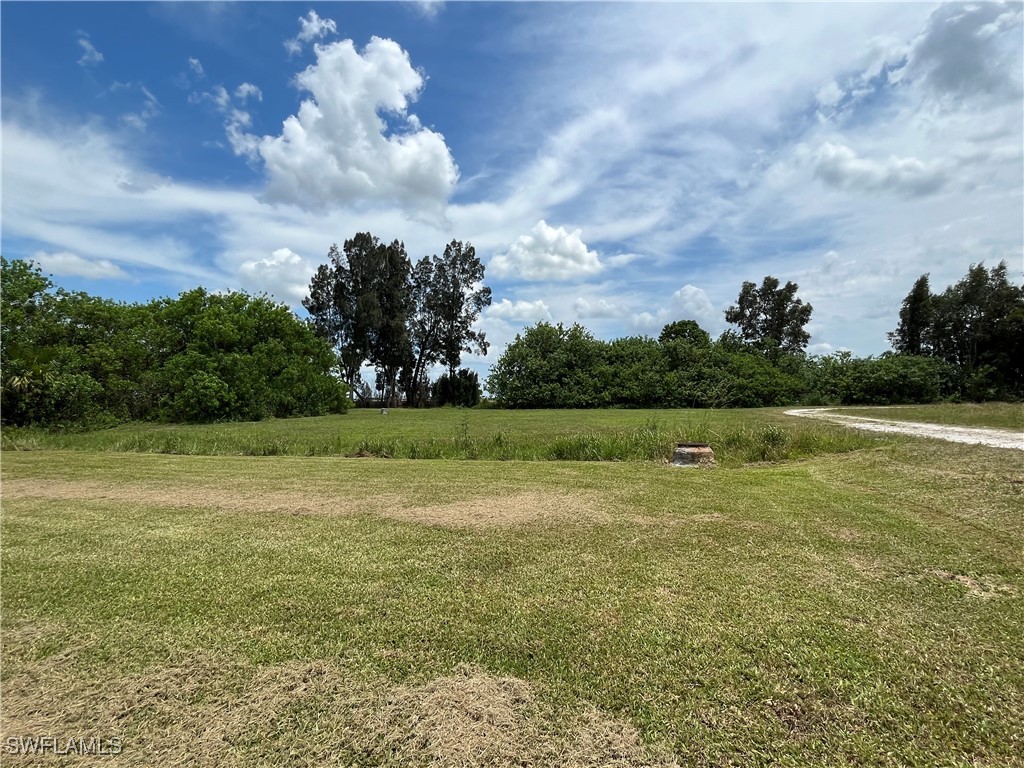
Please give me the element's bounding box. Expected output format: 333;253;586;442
3;1;1022;380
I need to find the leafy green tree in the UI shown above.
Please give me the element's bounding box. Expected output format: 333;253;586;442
486;322;610;408
715;346;806;407
303;257;355;385
402;254;443;406
435;240;492;379
1;258;58;423
370;239;413;407
659;319;711;347
432;368;482;407
843;354;953;405
3;259;346;427
931;262;1022;398
888;274;933;356
304;233;413;405
724;276;813;356
889;261;1023;399
660;340;731;408
401;240;491;406
1;258;156;426
605;336;666;407
304;236;385;392
150;288;347;421
306;235;491;408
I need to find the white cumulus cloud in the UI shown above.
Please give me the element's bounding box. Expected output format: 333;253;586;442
489;220;602;281
670;284;716;325
573;296;626;319
242;37;458;217
235;83;262;103
487;298;552;322
629;284;719;335
236;247;315;304
284;10;338;56
31;250;127;279
813;142;948;197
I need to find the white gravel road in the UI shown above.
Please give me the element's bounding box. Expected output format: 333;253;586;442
784;408;1024;451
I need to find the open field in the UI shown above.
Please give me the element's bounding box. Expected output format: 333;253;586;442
2;420;1023;766
832;403;1023;431
0;408;891;465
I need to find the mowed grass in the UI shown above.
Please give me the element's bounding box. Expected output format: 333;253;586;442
0;407;888;465
2;437;1023;766
832;402;1023;430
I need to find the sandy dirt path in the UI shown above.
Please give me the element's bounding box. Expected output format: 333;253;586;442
784;408;1024;450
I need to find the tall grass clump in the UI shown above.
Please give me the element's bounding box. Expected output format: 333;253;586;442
1;410;889;464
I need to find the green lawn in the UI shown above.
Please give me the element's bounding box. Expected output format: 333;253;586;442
1;407;888;465
2;433;1023;766
832;402;1023;430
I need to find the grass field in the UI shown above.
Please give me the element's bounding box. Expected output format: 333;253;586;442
2;407;1023;766
832;402;1023;430
0;407;888;465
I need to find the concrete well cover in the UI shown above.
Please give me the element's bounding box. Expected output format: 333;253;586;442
671;443;716;467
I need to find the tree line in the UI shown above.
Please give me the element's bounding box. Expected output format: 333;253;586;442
487;263;1022;408
302;233;492;407
1;257;346;427
2;250;1019;427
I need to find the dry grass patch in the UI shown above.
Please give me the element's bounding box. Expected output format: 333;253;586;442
398;492;611;528
1;627;677;767
928;570;1019;599
1;479;616;530
845;554;888;580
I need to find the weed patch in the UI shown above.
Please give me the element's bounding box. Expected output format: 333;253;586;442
1;409;887;465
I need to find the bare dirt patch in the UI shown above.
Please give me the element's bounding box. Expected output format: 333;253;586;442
1;479;611;530
0;632;677;767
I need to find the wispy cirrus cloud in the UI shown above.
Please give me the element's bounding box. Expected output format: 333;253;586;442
76;33;103;66
31;250;127;280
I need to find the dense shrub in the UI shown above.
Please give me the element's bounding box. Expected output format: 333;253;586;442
432;369;482;407
804;352;953;405
1;259;347;426
486;321;973;410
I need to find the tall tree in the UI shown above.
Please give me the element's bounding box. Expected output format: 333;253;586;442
403;254;444;407
372;239;412;407
888;274;933;356
435;240;492;379
305;235;490;406
928;262;1023;396
724;276;813;356
304;233;410;401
